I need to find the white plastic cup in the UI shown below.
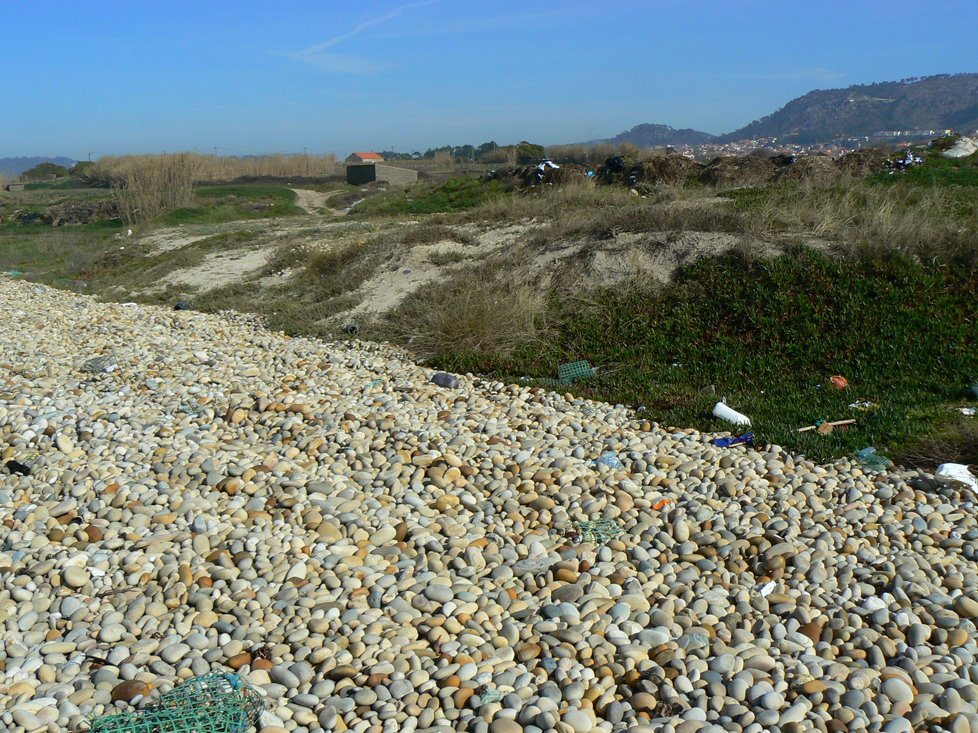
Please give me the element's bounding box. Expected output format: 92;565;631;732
713;401;751;427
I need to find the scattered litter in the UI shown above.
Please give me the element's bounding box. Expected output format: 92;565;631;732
88;672;264;733
537;360;597;388
713;401;751;427
849;400;879;412
173;302;191;311
594;451;622;470
652;498;673;511
478;687;504;704
758;581;776;597
344;323;359;336
4;270;24;278
711;432;753;448
572;519;624;544
678;632;709;650
829;375;848;390
558;360;595;384
958;407;976;417
855;447;890;473
798;418;856;433
512;556;554;575
885;149;923;173
431;372;460;389
942;136;978;159
936;463;978;491
4;460;31;476
179;402;204;417
366;379;383;389
82;355;118;374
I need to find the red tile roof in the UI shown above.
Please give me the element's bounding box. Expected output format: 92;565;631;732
352;152;383;160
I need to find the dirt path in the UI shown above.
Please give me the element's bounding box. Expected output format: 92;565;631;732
162;248;273;292
290;188;346;216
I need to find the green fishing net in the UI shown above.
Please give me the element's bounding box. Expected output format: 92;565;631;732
88;673;265;733
573;519;624;544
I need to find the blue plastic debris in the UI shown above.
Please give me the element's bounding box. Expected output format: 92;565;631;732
712;432;754;448
595;451;622;470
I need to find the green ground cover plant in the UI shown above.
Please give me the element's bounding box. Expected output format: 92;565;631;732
351;177;508;216
157;184;303;224
402;248;978;469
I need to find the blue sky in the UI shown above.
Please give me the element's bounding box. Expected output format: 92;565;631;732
2;1;976;159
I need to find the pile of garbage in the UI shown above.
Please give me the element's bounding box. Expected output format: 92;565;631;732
484;161;589;189
773;155;841;184
697;155;776;187
929;134;978;159
16;199;121;227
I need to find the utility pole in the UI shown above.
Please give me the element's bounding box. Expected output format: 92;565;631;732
87;152;92;162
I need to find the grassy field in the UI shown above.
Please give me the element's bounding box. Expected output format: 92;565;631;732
2;148;977;471
398;248;977;469
156;184;304;224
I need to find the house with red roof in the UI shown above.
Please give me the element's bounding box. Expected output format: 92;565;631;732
345;152;384;164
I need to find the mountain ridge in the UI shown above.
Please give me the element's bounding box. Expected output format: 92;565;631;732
582;73;978;148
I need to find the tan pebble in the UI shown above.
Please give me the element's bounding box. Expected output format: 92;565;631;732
454;687;475;708
227;652;251;670
111;680;153;703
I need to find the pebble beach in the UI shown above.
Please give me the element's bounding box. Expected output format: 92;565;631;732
3;277;978;733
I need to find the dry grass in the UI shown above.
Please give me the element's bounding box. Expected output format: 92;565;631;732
460;174;978;265
399;223;475;246
385;260;550;361
108;153;201;224
744;180;978;262
87;152;336;187
465;178;742;244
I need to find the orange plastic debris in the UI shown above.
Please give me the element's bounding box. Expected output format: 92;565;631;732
829;375;848;390
653;498;673;510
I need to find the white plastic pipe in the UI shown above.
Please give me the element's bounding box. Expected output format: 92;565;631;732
713;401;751;427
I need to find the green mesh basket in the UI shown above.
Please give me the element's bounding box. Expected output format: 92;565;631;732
537;360;596;388
88;673;265;733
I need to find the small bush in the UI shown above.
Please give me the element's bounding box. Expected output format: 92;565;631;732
400;223;475;246
386;262;550;362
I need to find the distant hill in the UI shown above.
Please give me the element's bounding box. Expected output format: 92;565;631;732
720;73;978;143
578;73;978;149
0;156;76;176
594;123;716;148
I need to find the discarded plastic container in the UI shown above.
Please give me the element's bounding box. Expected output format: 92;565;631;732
855;447;890;472
431;372;460;389
713;401;751;427
512;557;553;575
595;451;622;470
936;463;978;491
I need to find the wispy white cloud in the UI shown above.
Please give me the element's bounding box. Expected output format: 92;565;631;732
289;0;439;74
